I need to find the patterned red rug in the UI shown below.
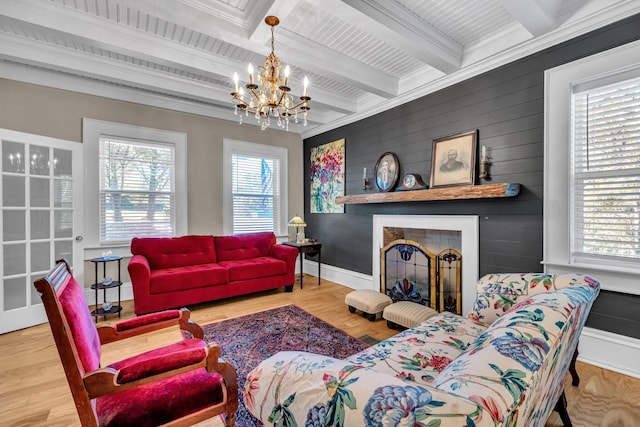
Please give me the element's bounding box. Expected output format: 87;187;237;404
202;304;370;427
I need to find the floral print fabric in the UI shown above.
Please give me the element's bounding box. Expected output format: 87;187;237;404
244;274;599;427
468;273;598;326
433;285;598;426
244;351;492;427
346;312;486;386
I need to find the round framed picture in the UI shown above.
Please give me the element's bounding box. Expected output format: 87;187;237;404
374;151;399;192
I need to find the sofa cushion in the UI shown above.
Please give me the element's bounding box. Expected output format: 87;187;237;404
346;312;486;386
244;351;490;427
218;257;287;281
96;368;224;427
131;236;216;270
149;263;228;294
214;232;275;261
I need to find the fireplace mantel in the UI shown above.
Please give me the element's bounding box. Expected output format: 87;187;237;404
336;182;519;205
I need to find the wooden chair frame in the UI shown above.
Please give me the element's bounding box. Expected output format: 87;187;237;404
34;260;238;426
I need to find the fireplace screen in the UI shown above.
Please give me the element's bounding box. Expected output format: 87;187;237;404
381;240;437;310
438;249;462;315
381;240;462;314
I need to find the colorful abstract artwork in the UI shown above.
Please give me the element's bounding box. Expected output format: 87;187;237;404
310;138;345;213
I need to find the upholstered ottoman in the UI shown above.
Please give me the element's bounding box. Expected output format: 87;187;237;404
345;290;392;321
383;301;437;329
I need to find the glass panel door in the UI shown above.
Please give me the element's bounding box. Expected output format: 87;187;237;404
1;129;83;333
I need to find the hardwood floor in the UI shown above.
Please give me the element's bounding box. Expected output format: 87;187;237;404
1;276;638;426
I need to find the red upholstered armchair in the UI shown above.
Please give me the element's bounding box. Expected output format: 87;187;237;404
34;259;238;427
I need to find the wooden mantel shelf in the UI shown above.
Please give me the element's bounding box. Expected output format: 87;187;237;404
335;183;520;205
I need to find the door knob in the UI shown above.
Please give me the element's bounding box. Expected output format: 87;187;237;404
75;236;83;241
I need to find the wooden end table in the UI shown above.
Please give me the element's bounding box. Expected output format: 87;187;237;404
283;241;321;288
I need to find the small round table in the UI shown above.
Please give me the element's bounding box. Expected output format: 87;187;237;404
90;255;123;322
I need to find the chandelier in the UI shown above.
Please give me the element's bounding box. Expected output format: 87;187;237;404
231;16;311;130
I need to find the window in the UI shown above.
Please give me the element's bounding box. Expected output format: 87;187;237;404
544;39;640;295
223;139;287;236
99;137;176;242
83;119;187;252
572;78;640;264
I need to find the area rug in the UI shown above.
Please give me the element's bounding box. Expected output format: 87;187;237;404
201;304;370;427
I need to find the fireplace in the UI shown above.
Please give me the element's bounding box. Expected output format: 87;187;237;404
373;215;479;315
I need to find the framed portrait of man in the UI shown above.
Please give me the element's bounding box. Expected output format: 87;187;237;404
374;151;399;192
430;130;477;188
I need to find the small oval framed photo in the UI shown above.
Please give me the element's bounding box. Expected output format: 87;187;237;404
374;151;399;192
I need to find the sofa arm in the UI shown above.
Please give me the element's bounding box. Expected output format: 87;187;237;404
270;244;298;282
244;351;492;426
128;254;151;314
438;285;599;426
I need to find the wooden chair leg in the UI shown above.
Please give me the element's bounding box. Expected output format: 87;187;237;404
569;346;580;386
554;391;572;427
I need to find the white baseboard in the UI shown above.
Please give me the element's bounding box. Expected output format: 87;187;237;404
578;327;640;379
303;260;374;291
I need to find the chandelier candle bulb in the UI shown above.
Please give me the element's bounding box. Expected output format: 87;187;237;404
303;76;309;97
363;167;367;179
482;145;487;159
284;65;290;87
248;63;254;85
233;72;239;93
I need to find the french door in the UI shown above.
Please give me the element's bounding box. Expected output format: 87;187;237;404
1;129;83;334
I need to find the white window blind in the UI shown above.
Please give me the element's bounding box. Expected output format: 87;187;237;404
572;76;640;264
99;137;176;243
231;154;281;234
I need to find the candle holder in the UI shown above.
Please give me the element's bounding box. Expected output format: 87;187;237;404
479;155;492;180
362;167;369;190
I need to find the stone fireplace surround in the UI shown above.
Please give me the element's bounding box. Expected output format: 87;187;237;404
372;215;479;315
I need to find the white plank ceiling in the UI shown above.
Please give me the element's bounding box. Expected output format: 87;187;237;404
1;0;639;137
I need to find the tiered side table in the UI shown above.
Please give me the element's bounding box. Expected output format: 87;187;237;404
90;255;123;322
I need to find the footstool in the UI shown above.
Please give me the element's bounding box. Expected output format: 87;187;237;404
345;290;392;321
383;301;437;330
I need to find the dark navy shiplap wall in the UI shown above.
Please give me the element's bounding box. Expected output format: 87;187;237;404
303;14;640;339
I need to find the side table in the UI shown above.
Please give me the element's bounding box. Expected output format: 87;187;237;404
90;255;123;322
283;241;321;289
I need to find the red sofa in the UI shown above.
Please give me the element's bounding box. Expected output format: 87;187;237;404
128;232;298;315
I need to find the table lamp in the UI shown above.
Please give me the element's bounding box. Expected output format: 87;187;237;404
288;215;307;243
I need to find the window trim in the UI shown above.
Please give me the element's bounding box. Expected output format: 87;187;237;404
222;139;288;237
543;39;640;295
83;119;187;257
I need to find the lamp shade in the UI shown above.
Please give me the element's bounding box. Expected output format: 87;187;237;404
287;215;307;228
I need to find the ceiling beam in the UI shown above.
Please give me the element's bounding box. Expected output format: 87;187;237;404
247;0;297;41
0;31;353;119
0;0;358;113
117;0;398;98
0;32;231;104
327;0;461;74
0;0;236;78
275;27;398;98
497;0;559;36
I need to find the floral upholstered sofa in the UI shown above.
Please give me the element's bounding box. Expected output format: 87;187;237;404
244;273;600;426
